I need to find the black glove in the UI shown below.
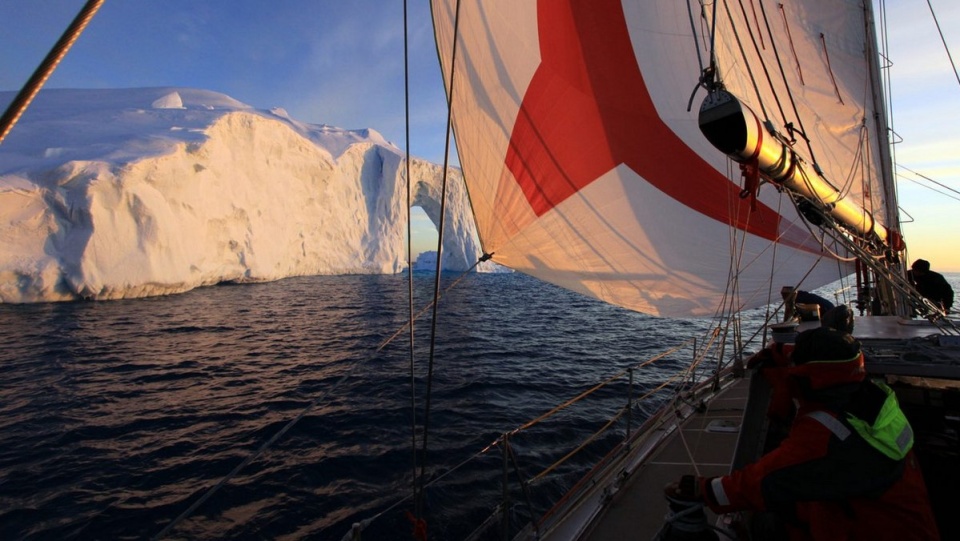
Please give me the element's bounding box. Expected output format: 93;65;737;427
664;474;700;500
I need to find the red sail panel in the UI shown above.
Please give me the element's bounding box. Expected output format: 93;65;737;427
431;0;878;316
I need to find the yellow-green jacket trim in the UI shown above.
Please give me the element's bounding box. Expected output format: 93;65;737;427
845;381;914;460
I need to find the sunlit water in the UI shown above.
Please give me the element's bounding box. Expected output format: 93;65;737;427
1;272;955;540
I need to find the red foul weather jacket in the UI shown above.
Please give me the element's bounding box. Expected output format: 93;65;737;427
699;395;939;540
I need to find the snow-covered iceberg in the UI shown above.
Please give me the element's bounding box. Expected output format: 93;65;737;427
0;88;489;303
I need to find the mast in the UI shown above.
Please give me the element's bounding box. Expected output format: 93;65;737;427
862;0;911;318
863;0;899;235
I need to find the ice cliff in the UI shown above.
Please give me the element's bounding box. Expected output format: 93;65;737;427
0;88;487;302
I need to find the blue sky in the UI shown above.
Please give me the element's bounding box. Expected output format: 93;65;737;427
0;0;446;257
1;1;958;269
0;1;448;159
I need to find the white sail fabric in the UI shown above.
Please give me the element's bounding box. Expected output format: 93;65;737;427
430;0;890;317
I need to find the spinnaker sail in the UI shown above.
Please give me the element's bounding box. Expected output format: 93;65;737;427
430;0;898;317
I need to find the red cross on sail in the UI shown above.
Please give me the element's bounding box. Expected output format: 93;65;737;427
431;0;876;316
505;0;782;240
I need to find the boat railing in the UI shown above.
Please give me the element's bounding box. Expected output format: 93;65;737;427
344;332;736;541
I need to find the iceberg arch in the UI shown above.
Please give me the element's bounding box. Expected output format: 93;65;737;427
0;88;487;303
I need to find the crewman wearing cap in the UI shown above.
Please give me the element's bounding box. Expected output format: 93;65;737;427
668;325;939;540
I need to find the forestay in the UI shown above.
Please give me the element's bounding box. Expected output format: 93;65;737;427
430;0;893;317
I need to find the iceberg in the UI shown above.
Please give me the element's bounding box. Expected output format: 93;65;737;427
0;88;489;303
413;251;511;273
413;251;439;272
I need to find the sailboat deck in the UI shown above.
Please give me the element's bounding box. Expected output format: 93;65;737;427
853;315;950;340
854;316;960;378
531;317;960;541
583;376;752;540
577;317;960;540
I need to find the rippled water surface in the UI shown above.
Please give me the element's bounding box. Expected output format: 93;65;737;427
0;271;786;540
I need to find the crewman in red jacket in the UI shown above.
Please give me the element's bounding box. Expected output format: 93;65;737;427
668;325;940;540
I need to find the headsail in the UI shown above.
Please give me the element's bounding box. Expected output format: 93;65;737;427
430;0;896;317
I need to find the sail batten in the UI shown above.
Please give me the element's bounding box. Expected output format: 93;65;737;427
432;0;891;317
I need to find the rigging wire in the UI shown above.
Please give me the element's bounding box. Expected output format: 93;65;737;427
0;0;105;146
707;0;720;69
926;0;960;91
840;126;869;201
897;163;960;202
415;0;463;526
686;0;706;73
763;191;788;331
668;328;726;479
756;1;819;164
402;0;420;530
720;0;771;119
504;441;538;537
716;158;750;377
731;0;785;124
375;256;492;353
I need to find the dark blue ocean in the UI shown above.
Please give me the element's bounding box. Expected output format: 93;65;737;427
0;272;715;541
8;271;955;540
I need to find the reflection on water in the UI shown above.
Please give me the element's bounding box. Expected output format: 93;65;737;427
0;273;717;540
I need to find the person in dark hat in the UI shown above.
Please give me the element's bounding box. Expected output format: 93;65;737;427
669;326;939;540
907;259;954;314
744;304;856;427
781;286;836;322
820;303;854;334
